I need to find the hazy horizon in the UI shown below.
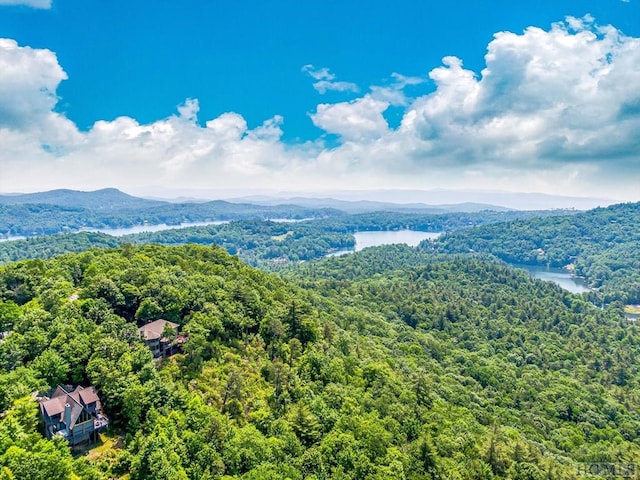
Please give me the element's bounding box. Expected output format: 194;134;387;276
0;185;617;211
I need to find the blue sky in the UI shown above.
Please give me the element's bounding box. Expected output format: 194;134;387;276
0;0;639;203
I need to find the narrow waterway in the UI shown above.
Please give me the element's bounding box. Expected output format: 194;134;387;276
512;264;590;294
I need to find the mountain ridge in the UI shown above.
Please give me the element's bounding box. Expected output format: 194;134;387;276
226;195;514;213
0;187;165;209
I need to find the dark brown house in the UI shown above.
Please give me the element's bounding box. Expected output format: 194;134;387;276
39;385;109;446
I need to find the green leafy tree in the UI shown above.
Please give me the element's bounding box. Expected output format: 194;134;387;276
31;349;69;387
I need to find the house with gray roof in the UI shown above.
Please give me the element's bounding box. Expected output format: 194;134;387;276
138;319;185;358
39;385;109;446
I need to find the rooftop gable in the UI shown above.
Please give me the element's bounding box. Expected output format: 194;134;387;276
138;319;179;341
39;385;100;428
40;396;65;417
77;386;100;406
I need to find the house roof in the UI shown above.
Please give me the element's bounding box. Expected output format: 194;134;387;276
39;385;102;429
138;319;179;341
77;386;100;405
41;386;84;427
41;396;65;417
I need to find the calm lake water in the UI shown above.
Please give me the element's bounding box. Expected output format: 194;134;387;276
330;234;589;295
80;221;228;237
0;219;310;241
514;264;591;294
354;230;442;251
0;235;26;243
269;218;315;223
626;313;640;322
328;230;442;256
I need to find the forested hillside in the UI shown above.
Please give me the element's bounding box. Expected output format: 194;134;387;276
3;188;559;239
0;221;355;266
432;202;640;304
0;244;639;478
0;209;572;266
0;232;124;264
0;193;339;238
0;188;163;209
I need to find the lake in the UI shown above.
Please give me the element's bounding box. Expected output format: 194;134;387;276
0;235;26;243
328;230;442;256
626;313;640;322
332;233;590;296
354;230;442;251
79;221;228;237
0;219;308;241
269;218;315;223
514;264;590;294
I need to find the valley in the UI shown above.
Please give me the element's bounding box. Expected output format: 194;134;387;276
0;189;638;479
2;2;639;478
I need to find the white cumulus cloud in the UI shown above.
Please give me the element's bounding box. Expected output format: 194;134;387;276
311;96;390;141
305;16;640;198
1;15;639;200
406;15;640;169
0;40;294;193
0;38;65;126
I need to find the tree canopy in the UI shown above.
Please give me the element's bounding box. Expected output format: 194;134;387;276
0;242;639;478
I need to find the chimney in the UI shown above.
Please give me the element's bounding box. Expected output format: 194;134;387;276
64;403;71;429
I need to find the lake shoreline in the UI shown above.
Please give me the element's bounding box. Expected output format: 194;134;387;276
509;262;591;294
325;230;443;258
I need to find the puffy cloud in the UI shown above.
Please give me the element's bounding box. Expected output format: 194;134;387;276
0;38;80;150
304;16;640;198
302;64;359;94
1;16;640;200
0;38;65;126
0;42;294;193
176;98;200;123
390;16;640;183
0;0;51;8
311;96;390;141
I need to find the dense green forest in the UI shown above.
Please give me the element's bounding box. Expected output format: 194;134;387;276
0;188;165;209
0;221;355;267
0;232;123;264
0;201;341;238
1;243;639;478
304;210;575;234
0;209;572;266
431;202;640;304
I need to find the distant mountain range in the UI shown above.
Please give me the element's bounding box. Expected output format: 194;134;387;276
229;189;615;211
0;188;520;216
226;195;514;214
2;187;612;212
